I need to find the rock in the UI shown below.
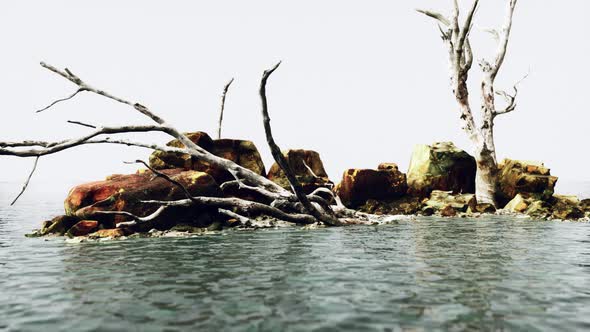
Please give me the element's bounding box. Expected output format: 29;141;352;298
421;206;435;216
440;205;458;217
212;139;266;181
334;165;408;208
65;169;221;227
378;163;399;171
497;159;558;206
149;132;214;170
502;193;584;220
407;142;476;197
89;228;126;239
67;220;99;237
503;194;529;213
551;195;585;220
41;215;80;235
359;196;424;215
471;203;497;214
149;132;266;183
525;200;552;219
424;190;476;213
267;149;333;194
169;224;207;233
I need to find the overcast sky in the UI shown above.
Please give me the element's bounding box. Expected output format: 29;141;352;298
1;1;589;199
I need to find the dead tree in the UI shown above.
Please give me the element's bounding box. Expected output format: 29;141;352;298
1;62;363;227
418;0;522;206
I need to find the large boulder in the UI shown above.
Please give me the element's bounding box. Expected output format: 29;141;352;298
65;169;221;227
149;132;266;183
267;149;333;194
334;164;408;208
497;159;558;206
407;142;476;197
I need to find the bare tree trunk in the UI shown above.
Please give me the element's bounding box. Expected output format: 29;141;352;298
419;0;520;207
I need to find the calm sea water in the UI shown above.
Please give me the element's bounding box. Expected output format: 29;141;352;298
1;182;590;332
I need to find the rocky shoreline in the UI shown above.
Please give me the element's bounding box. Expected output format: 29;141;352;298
28;132;590;241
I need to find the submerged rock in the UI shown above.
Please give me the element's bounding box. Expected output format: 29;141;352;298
334;164;408;208
407;142;476;197
497;159;558;206
65;169;221;227
267;149;333;194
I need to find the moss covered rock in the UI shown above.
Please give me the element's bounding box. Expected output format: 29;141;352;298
407;142;475;197
267;149;333;194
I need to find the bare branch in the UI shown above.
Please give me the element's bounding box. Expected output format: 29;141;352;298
0;125;174;157
36;88;85;113
105;206;169;228
494;70;529;117
126;159;196;202
259;62;341;226
67;120;97;129
218;208;251;224
491;0;518;78
416;9;450;26
141;197;317;225
457;0;480;53
10;156;39;205
217;78;234;139
40;62;166;125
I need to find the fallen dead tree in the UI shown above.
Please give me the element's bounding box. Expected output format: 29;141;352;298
1;61;367;231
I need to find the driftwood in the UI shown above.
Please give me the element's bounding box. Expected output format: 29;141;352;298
1;61;364;227
418;0;522;207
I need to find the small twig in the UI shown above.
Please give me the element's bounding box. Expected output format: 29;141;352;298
10;156;40;205
36;89;85;113
217;78;234;139
67;120;97;129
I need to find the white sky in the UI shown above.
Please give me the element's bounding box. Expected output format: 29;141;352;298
1;1;589;199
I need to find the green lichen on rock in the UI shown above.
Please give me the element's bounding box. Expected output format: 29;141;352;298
407;142;475;197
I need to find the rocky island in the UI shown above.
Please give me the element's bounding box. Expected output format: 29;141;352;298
29;134;590;241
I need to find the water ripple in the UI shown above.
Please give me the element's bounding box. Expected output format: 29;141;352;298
2;185;590;331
